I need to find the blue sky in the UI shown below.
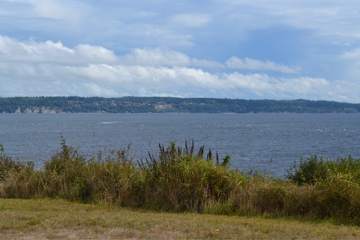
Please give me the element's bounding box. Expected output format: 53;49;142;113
1;0;360;102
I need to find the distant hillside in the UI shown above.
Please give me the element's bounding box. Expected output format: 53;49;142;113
0;96;359;113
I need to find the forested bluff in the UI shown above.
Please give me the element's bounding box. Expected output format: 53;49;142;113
0;96;360;114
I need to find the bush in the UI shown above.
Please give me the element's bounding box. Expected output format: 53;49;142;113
40;139;139;204
0;144;35;198
287;155;360;185
286;155;328;185
0;144;34;181
2;139;360;225
312;172;360;224
137;141;243;212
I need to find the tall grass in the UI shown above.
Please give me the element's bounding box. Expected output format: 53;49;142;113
1;140;360;225
137;141;243;212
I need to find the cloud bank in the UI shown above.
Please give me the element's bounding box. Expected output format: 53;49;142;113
1;35;356;102
1;1;360;103
226;57;300;74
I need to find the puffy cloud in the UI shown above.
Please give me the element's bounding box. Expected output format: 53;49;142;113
74;45;118;63
0;35;117;64
226;57;300;74
57;64;331;99
0;35;358;102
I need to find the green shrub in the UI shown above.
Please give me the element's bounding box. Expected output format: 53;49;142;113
286;155;328;185
287;155;360;186
0;144;35;198
40;139;139;204
0;144;33;181
137;141;243;212
2;139;360;225
326;155;360;182
312;172;360;225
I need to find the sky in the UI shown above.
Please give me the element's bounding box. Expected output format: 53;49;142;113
0;0;360;102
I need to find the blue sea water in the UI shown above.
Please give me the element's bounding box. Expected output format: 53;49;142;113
0;113;359;177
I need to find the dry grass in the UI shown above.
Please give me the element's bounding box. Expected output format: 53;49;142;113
0;198;360;239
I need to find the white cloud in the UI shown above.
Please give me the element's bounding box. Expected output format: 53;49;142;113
83;83;119;96
58;64;310;96
0;35;117;64
340;47;360;81
123;48;190;66
223;72;329;93
6;0;83;21
121;48;224;68
169;14;210;28
221;0;360;43
0;36;72;62
226;57;300;74
74;45;118;63
191;59;225;68
0;35;359;102
342;48;360;59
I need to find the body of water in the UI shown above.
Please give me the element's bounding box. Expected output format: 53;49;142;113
1;113;359;177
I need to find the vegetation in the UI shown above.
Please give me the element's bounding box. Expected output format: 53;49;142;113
1;96;360;113
287;155;360;185
2;198;360;239
1;140;360;228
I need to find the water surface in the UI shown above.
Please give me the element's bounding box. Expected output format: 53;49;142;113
1;113;359;177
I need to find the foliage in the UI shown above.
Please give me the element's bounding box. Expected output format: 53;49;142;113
1;96;360;113
1;140;360;225
137;141;243;212
287;155;360;185
286;155;328;184
0;144;33;181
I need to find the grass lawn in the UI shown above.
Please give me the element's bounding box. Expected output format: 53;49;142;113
0;198;360;239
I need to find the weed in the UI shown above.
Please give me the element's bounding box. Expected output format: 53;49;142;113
1;139;360;225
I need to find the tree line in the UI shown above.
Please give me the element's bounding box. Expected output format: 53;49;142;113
0;96;359;113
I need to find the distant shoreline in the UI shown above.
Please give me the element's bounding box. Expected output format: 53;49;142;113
1;96;360;114
2;111;360;114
